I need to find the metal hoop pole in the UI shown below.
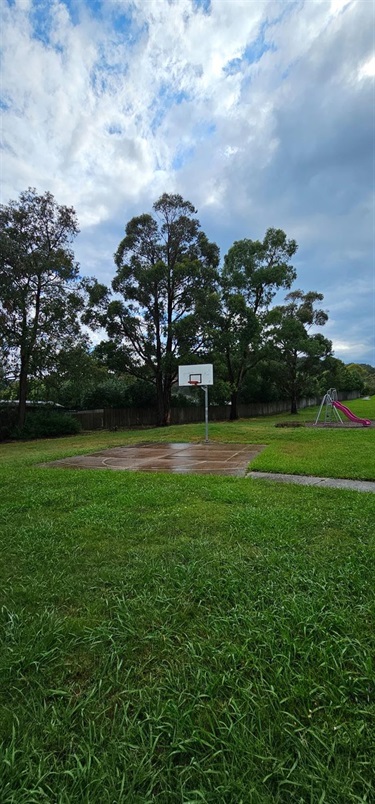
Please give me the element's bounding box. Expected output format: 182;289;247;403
204;385;209;443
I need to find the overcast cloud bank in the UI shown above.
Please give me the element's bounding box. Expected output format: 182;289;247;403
1;0;374;364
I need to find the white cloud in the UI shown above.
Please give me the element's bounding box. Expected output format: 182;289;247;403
1;0;374;364
331;337;375;364
358;54;375;79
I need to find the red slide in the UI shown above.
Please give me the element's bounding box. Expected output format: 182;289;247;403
333;400;371;426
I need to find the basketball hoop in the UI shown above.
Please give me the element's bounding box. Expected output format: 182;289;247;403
178;363;213;444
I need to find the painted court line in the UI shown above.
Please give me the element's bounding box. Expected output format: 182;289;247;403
40;443;267;477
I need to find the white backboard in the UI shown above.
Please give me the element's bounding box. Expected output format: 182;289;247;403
178;364;213;386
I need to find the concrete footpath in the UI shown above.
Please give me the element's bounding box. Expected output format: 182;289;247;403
247;472;375;493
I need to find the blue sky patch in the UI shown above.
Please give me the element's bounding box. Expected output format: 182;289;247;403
85;0;102;15
192;0;211;14
110;8;148;44
172;144;196;170
56;0;80;26
172;121;215;168
150;86;191;133
66;0;101;24
243;28;276;65
107;123;123;136
29;1;54;46
223;21;276;77
193;121;216;140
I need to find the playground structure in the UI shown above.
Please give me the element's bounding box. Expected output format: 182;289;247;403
315;389;371;427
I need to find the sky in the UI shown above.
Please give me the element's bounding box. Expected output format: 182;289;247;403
1;0;374;366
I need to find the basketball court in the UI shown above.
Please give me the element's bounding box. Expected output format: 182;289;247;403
43;442;266;477
43;365;265;476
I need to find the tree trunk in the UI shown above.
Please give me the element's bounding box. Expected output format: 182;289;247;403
290;391;298;415
155;376;171;426
161;399;171;426
229;389;239;421
289;356;299;415
18;356;28;429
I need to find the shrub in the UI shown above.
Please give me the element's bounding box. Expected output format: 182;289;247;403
10;410;81;440
0;408;18;441
171;392;200;408
275;421;305;428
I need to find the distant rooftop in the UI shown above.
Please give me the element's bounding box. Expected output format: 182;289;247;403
0;400;64;408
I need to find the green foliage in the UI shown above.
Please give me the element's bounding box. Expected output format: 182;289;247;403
316;356;374;396
0;407;18;441
0;188;84;428
346;363;375;395
268;290;332;413
357;364;375;394
205;377;231;405
221;229;298;303
73;377;156;410
170;391;200;408
9;410;81;440
44;346;107;406
213;228;298;419
318;356;355;395
238;363;282;403
87;194;220;426
1;185;363;433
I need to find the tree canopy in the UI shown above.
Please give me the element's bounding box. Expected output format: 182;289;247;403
212;229;298;419
267;290;332;413
0;188;85;426
0;187;364;429
89;193;220;425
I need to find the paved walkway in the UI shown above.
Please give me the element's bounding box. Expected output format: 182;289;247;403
248;472;375;493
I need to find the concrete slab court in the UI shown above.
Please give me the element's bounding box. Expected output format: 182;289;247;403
42;442;267;477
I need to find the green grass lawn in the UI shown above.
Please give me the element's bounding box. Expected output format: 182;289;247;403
3;395;374;481
1;398;374;802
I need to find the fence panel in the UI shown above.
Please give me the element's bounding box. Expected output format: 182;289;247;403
69;409;104;430
104;407;158;429
68;391;361;431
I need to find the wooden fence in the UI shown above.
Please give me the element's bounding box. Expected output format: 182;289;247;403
69;391;361;431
